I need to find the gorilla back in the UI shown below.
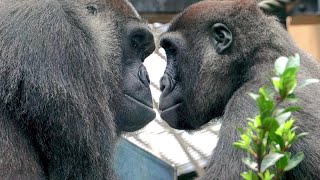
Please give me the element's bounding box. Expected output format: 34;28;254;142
159;0;320;179
0;0;155;179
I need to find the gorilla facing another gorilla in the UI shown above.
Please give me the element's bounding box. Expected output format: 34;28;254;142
0;0;155;179
159;0;320;179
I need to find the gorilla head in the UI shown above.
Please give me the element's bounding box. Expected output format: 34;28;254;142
159;1;239;130
0;0;155;178
52;0;156;133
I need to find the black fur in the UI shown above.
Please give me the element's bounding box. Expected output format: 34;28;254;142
0;0;155;179
159;0;320;179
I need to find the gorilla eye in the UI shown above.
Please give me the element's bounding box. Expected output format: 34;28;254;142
87;5;98;15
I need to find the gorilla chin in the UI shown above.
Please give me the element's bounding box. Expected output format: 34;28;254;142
120;94;156;132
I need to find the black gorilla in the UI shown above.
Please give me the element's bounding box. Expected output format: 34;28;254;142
159;0;320;179
0;0;155;179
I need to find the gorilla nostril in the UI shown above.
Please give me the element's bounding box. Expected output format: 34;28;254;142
160;75;174;96
160;76;166;92
138;65;150;87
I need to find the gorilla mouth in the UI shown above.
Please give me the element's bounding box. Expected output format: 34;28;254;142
160;102;182;124
160;102;200;130
125;94;154;109
120;94;155;132
160;102;182;112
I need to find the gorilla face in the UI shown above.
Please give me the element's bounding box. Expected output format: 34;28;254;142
119;22;156;132
159;3;237;130
106;1;156;132
62;0;156;132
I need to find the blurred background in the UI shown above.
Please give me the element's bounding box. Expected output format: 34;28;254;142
115;1;320;180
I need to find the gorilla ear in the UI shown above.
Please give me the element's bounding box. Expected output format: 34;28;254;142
211;23;233;54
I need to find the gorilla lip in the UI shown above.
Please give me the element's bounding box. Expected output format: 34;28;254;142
160;102;182;118
124;94;153;109
160;102;182;112
160;103;182;128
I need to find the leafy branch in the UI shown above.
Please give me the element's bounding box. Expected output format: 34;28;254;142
233;54;319;180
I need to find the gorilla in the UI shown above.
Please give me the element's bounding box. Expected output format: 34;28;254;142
159;0;320;179
0;0;155;179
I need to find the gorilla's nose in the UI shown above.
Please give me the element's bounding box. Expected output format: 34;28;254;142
160;74;175;97
138;65;150;87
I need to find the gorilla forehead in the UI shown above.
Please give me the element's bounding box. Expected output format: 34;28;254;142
169;0;258;31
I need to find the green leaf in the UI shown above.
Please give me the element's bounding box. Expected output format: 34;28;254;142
261;170;275;180
241;171;259;180
241;134;251;146
287;54;300;69
282;67;298;79
275;56;289;76
242;158;258;171
272;77;281;92
233;142;248;151
264;117;279;132
285;77;297;94
284;119;295;132
299;78;320;88
286;94;299;103
269;133;285;150
257;98;274;118
289;131;296;141
261;153;284;172
275;112;291;125
249;93;260;100
284;106;301;113
259;87;272;100
253;115;262;127
236;127;245;134
248;121;255;129
247;118;255;122
276;155;289;170
284;152;305;171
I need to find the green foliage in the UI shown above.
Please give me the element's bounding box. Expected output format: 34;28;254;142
233;54;319;180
